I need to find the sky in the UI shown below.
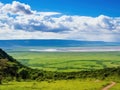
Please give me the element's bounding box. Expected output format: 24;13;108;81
0;0;120;41
1;0;120;17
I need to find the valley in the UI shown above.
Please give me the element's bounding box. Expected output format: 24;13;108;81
8;51;120;72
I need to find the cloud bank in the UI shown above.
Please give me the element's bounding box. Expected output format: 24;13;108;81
0;1;120;42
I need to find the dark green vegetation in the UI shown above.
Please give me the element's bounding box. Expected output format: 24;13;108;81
8;51;120;72
0;49;31;82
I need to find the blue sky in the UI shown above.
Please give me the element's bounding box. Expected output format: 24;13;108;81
0;0;120;17
0;0;120;41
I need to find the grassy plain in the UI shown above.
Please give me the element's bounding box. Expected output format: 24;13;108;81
8;51;120;72
110;83;120;90
0;79;110;90
2;51;119;90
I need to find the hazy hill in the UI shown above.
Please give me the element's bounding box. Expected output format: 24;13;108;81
0;39;120;48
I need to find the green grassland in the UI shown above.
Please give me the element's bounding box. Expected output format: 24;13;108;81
0;79;110;90
110;83;120;90
8;51;120;72
0;51;120;90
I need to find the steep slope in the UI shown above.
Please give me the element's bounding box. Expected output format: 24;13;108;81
0;48;26;67
0;48;31;81
0;48;19;62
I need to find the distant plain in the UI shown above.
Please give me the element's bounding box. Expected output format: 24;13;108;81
7;47;120;72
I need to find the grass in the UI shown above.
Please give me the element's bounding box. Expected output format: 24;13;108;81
8;51;120;72
0;79;109;90
4;51;120;90
110;82;120;90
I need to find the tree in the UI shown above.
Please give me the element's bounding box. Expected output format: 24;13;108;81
0;59;8;84
0;74;2;84
0;59;8;70
18;68;29;79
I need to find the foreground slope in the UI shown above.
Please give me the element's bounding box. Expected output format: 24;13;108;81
0;48;33;81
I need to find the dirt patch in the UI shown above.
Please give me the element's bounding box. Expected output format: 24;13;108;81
102;82;116;90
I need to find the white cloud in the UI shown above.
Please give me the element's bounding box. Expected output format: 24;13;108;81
38;12;61;16
0;1;120;42
1;1;34;15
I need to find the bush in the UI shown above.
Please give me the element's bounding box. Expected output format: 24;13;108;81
18;68;30;79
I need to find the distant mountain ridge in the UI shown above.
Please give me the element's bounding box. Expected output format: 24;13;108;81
0;39;120;48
